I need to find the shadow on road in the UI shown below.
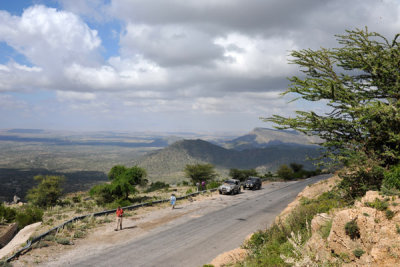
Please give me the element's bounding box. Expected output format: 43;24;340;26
123;225;137;230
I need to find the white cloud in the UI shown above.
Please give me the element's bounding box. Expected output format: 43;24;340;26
120;23;224;67
1;0;400;131
56;91;97;101
0;5;101;72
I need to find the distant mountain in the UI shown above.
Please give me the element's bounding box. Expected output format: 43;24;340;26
135;139;321;183
222;128;322;150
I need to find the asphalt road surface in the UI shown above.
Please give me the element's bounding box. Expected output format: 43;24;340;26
59;174;331;267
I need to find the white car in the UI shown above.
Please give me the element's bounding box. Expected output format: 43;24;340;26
218;179;241;195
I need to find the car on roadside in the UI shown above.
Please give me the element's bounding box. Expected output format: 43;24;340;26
243;176;262;190
218;179;241;195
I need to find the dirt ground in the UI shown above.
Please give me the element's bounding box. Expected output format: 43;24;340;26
7;181;288;267
8;190;222;266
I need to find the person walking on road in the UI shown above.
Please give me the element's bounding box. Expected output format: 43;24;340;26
170;194;176;209
115;206;124;231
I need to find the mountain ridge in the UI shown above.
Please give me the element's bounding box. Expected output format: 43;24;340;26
135;138;321;183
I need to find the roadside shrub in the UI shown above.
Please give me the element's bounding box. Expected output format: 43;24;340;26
89;184;114;205
106;199;132;209
396;224;400;234
33;241;49;249
206;180;221;190
339;165;384;200
276;164;294;180
365;198;389;211
0;203;16;223
145;181;170;193
43;234;55;241
186;188;193;194
382;164;400;191
385;209;395;220
58;199;71;207
73;231;86;239
353;248;365;258
182;181;189;186
345;219;360;239
15;206;43;229
55;237;71;245
72;195;81;203
26;175;64;208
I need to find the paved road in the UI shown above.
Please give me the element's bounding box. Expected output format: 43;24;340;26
64;174;330;267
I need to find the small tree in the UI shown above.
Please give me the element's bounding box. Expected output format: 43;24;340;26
277;165;294;180
90;165;147;203
184;163;217;184
229;168;258;182
289;163;304;173
108;165;128;180
26;175;64;208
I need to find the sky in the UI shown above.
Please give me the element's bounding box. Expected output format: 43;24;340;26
0;0;399;133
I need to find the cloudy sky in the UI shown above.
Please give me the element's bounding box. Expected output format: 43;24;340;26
0;0;399;133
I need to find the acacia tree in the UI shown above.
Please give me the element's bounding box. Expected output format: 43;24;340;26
184;163;217;184
264;28;400;195
91;165;147;203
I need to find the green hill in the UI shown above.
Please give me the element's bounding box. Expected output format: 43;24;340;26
134;139;321;183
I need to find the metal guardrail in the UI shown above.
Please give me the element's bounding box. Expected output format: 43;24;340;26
5;188;217;262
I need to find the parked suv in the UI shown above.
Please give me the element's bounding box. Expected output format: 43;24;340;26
218;179;241;195
243;176;262;190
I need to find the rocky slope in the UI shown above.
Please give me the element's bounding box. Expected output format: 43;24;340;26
210;176;400;266
307;191;400;266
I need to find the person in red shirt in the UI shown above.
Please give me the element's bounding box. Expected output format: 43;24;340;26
115;206;124;231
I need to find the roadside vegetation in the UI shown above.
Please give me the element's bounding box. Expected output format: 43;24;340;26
234;27;400;266
239;188;349;266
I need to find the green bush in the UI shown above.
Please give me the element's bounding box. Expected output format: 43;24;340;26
353;248;365;258
206;180;221;190
365;198;389;211
26;175;64;208
90;184;114;204
345;219;360;239
0;203;16;223
276;164;294;180
382;164;400;191
72;196;81;203
339;165;384;200
186;188;193;195
43;234;55;241
182;181;189;186
386;209;395;220
15;206;43;229
55;237;71;245
73;231;86;239
145;181;170;193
